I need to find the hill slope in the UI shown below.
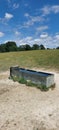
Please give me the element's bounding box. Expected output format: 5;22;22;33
0;50;59;71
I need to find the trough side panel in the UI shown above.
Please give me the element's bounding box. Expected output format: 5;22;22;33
46;75;54;87
20;71;47;86
10;67;21;78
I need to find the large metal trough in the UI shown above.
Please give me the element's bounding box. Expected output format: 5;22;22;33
10;66;54;87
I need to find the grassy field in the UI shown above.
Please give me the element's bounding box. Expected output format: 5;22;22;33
0;49;59;72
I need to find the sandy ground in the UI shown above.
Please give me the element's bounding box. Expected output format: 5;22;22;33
0;69;59;130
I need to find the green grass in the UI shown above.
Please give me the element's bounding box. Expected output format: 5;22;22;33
0;49;59;71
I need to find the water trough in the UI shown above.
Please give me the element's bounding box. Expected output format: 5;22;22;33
10;66;54;88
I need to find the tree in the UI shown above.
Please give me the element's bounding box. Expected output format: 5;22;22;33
18;45;26;51
56;46;59;49
32;44;39;50
25;44;31;50
18;44;31;51
47;48;50;50
0;44;6;52
39;44;45;50
5;41;17;52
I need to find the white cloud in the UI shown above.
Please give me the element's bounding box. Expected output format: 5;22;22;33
36;26;48;32
15;31;21;36
24;21;33;27
41;5;59;16
16;37;33;46
54;33;59;39
24;14;45;27
24;37;32;41
52;5;59;13
41;6;51;15
0;12;13;25
0;32;4;37
24;13;30;17
7;0;19;10
5;13;13;20
24;5;59;28
16;33;59;48
13;3;19;9
40;33;48;38
31;16;41;22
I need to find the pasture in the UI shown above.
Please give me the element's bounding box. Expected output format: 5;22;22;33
0;49;59;72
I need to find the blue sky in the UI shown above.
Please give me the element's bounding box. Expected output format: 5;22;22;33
0;0;59;48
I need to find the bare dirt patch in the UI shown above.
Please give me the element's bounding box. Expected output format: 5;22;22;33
0;69;59;130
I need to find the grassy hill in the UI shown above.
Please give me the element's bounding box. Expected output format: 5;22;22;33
0;49;59;71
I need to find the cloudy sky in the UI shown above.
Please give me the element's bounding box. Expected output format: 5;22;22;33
0;0;59;48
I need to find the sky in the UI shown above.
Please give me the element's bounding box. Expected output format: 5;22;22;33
0;0;59;48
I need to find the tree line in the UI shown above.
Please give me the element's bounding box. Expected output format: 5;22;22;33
0;41;59;52
0;41;45;52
